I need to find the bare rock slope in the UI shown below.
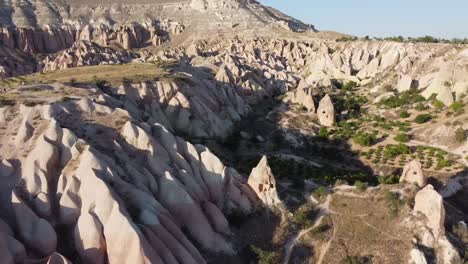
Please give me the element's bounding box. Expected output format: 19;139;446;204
0;82;261;263
0;0;315;53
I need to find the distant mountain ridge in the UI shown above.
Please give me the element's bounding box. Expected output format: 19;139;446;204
0;0;316;54
0;0;315;32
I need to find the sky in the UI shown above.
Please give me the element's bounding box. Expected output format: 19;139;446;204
259;0;468;39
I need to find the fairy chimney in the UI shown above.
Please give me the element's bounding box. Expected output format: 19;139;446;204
317;94;335;127
400;159;427;187
247;156;282;208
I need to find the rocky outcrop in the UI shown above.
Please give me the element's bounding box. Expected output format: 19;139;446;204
247;156;282;208
409;248;427;264
0;82;259;263
0;21;177;54
317;94;335;127
0;0;313;56
287;87;316;112
414;185;445;238
42;41;136;72
0;46;38;79
400;160;427;187
413;185;461;264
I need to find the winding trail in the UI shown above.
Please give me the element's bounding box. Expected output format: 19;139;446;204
316;216;337;264
282;195;332;264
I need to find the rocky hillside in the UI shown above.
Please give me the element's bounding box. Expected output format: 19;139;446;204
0;81;261;263
0;0;315;53
0;1;467;264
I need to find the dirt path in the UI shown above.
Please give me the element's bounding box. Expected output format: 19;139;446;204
316;216;337;264
282;195;332;264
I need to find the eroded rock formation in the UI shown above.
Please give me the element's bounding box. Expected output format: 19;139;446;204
287;87;316;112
317;94;335;127
414;185;445;238
400;160;427;187
42;41;136;72
247;156;282;208
0;82;259;263
413;185;460;264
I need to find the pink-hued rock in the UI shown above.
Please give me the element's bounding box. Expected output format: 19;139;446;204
414;185;445;238
400;160;427;187
11;193;57;257
288;87;316;112
317;94;336;127
247;156;282;208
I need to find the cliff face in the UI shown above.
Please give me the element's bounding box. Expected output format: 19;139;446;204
0;0;315;54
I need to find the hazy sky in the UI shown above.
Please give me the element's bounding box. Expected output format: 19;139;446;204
259;0;468;39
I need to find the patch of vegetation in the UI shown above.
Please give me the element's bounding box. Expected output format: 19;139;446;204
353;132;377;147
333;94;368;118
333;120;362;139
432;99;444;109
314;186;329;198
380;90;425;108
336;36;359;42
293;206;317;228
354;181;367;191
451;101;465;116
415;103;429;111
378;35;468;44
378;175;400;185
399;111;410;118
318;127;330;138
250;246;280;264
394;133;410;143
414;114;432;124
342;81;358;91
435;158;452;170
383;143;411;159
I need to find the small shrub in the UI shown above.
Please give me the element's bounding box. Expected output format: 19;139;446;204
436;159;452;170
399;111;410;118
293;206;316;228
432;99;444;109
378;175;400;185
353;132;377;147
354;181;367;191
314;186;328;197
318;127;330;138
451;101;465;114
394;133;410;143
250;246;280;264
415;103;428;111
414;114;432;124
